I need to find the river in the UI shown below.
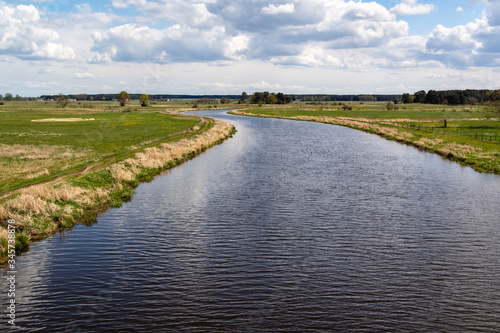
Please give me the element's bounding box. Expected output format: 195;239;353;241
2;109;500;332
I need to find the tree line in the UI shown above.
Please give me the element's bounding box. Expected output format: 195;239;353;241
37;94;243;101
5;89;500;107
243;92;292;105
406;89;500;105
290;94;402;102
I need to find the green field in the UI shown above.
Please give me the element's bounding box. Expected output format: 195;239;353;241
0;100;237;259
0;100;225;197
232;102;500;174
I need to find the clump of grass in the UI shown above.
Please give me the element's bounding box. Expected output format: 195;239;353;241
109;164;135;182
0;227;7;257
438;143;477;160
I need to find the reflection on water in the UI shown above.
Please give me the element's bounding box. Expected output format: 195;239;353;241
2;110;500;332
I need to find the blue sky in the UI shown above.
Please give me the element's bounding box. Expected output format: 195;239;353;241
0;0;499;96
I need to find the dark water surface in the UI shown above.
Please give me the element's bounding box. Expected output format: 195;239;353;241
2;110;500;332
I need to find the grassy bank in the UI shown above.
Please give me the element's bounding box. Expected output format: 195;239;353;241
0;101;235;262
230;102;500;175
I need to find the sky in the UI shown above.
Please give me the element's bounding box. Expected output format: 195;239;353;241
0;0;499;96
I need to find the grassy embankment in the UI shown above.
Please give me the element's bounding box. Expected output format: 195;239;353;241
0;100;235;262
230;102;500;174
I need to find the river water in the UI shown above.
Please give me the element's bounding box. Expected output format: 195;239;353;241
2;110;500;332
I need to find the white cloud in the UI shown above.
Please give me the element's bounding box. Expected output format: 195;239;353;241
261;3;295;15
426;24;482;52
111;0;146;9
113;0;218;28
90;23;231;63
223;34;250;60
457;7;464;13
422;18;500;68
0;3;75;60
75;72;95;79
391;0;435;15
90;0;410;67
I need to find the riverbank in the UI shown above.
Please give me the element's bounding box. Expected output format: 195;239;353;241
230;107;500;175
0;117;235;263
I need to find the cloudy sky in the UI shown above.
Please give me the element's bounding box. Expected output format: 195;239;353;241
1;0;499;96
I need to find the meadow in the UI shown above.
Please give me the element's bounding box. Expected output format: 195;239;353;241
0;100;235;260
230;101;500;175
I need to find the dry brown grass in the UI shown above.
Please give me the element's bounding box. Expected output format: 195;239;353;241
0;227;7;253
22;183;86;202
0;144;88;183
0;205;8;220
0;227;7;240
0;144;66;160
6;193;59;216
415;138;444;149
109;164;135;182
438;143;477;159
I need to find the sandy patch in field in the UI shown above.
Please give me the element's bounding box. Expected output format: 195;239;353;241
32;118;95;122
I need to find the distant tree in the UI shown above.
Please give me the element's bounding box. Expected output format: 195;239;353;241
386;101;395;111
487;89;500;112
446;92;460;105
250;92;264;104
15;94;21;101
250;91;291;105
425;90;444;104
220;97;231;104
238;92;249;103
413;90;426;103
0;94;3;100
4;93;13;101
57;94;69;108
265;93;278;104
139;94;150;107
117;91;130;106
402;93;412;104
276;92;286;104
359;95;376;102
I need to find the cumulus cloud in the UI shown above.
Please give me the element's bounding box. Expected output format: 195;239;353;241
456;7;464;13
261;3;295;15
0;3;75;60
390;0;435;15
90;23;235;63
92;0;410;65
426;24;482;52
7;0;500;82
113;0;218;28
422;17;500;68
